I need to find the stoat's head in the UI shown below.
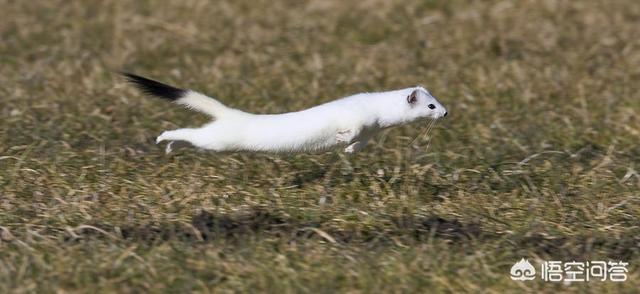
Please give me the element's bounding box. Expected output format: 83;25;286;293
375;87;447;127
402;86;447;122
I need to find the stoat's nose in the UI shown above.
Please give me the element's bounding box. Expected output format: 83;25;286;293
443;111;448;117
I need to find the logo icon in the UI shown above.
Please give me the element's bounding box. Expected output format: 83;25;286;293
510;258;536;281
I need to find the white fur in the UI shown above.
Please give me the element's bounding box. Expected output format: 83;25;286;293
174;91;232;118
156;87;447;153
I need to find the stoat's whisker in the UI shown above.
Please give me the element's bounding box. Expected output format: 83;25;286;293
409;118;435;146
423;119;438;153
409;121;427;146
423;118;436;141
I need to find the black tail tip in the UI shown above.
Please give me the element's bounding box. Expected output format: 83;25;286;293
122;72;186;101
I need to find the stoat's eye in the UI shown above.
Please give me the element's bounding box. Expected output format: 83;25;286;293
428;104;436;109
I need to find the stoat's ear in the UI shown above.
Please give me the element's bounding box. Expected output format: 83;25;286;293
407;90;419;105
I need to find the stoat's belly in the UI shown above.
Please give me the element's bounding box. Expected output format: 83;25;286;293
251;129;343;153
213;111;357;153
238;123;345;153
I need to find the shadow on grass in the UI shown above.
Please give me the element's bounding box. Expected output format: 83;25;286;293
66;207;639;260
92;207;486;246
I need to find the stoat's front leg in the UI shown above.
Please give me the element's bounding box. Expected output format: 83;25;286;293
336;129;356;143
342;131;373;153
344;138;372;153
344;142;360;153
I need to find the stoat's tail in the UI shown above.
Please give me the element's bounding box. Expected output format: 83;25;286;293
123;73;231;118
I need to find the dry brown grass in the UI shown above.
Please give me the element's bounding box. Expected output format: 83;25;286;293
1;0;640;292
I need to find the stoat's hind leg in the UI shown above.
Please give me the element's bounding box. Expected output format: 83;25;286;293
156;128;197;153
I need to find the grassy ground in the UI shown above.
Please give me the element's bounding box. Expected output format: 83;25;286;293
1;0;640;292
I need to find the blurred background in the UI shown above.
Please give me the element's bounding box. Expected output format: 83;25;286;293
1;0;639;292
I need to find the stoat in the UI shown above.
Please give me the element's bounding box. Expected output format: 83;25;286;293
123;73;447;154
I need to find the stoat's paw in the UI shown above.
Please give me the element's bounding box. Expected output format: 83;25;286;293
336;130;353;143
344;144;356;153
165;141;174;154
345;141;366;153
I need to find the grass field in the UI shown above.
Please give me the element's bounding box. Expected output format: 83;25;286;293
2;0;640;292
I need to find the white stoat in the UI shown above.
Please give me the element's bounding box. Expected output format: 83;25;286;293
123;73;447;154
